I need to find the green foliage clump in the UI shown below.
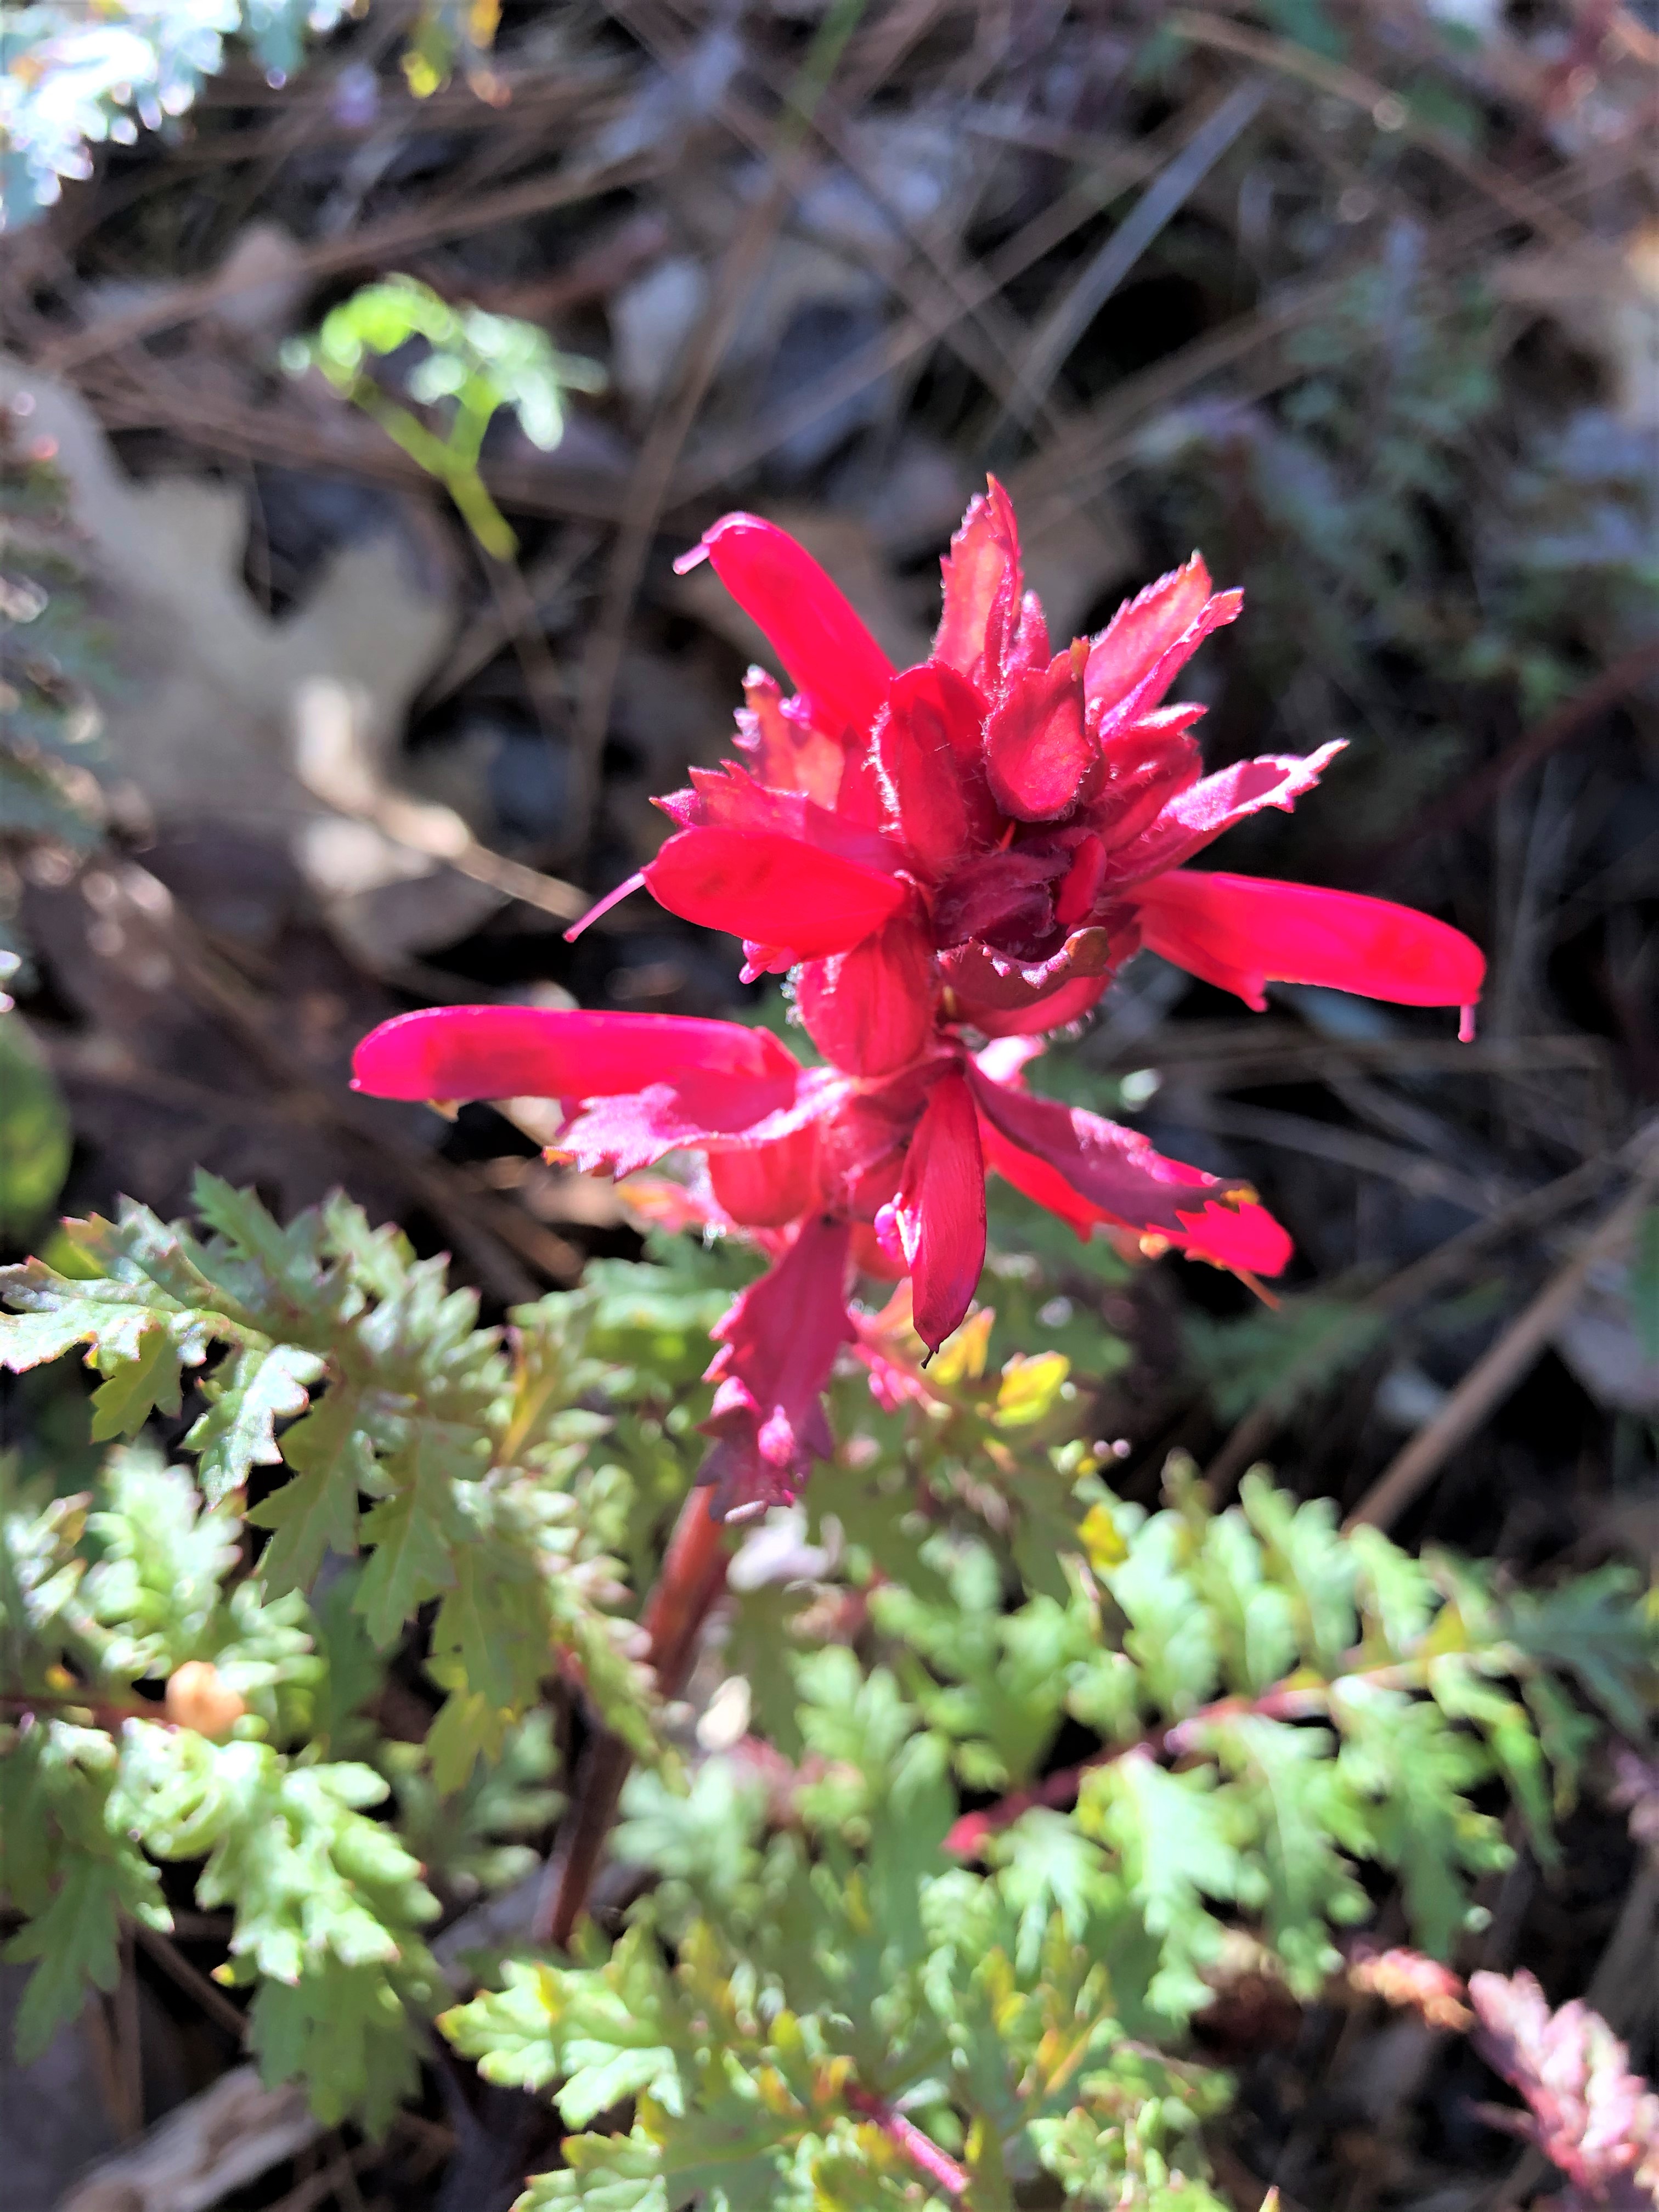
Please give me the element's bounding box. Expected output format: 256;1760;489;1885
284;275;605;557
2;1177;1654;2190
447;1463;1654;2210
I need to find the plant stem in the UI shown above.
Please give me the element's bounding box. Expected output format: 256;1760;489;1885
533;1486;730;1948
845;2085;970;2201
943;1680;1328;1859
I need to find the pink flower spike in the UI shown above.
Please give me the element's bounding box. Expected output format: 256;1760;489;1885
693;513;895;741
1132;871;1487;1012
644;826;909;962
892;1068;987;1353
351;1005;795;1104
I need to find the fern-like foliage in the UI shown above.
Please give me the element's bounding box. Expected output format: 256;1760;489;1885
3;1178;1654;2186
444;1459;1655;2210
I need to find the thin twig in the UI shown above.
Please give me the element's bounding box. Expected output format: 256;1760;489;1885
534;1487;731;1948
945;1683;1327;1859
132;1922;250;2045
1356;638;1659;879
1345;1159;1659;1533
1202;1150;1618;1498
39;146;670;372
845;2084;970;2200
1001;75;1273;429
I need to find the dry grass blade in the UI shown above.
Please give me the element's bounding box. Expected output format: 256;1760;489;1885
1001;75;1273;430
1346;1148;1659;1532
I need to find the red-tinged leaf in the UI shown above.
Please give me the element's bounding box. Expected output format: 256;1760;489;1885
351;1005;795;1104
1085;555;1242;736
1098;740;1347;889
933;477;1023;690
795;907;939;1076
984;652;1093;822
874;662;997;880
932;847;1067;949
940;926;1119;1015
690;512;894;741
732;667;845;806
969;1062;1255;1237
890;1068;986;1352
1469;1969;1659;2203
701;1215;855;1511
645;827;908;961
1132;870;1487;1012
707;1122;822;1227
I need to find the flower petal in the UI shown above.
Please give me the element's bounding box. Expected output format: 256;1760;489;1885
700;1215;855;1513
1170;1198;1294;1277
968;1061;1256;1236
1132;870;1487;1011
352;1005;793;1103
733;667;846;806
874;661;997;881
707;1123;822;1227
689;513;894;741
645;826;909;960
892;1067;986;1352
1098;740;1347;889
933;476;1024;690
1085;555;1242;738
559;1066;836;1180
977;1101;1291;1277
984;650;1094;822
796;906;939;1076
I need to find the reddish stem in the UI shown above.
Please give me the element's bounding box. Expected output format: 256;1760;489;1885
944;1683;1325;1859
0;1688;169;1731
533;1486;730;1948
845;2085;970;2200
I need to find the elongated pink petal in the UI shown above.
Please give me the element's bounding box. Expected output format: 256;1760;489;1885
687;514;894;741
968;1062;1256;1236
700;1215;855;1513
352;1005;793;1103
984;651;1094;822
1132;870;1487;1011
934;477;1023;689
979;1108;1291;1277
891;1068;986;1352
795;907;939;1076
1099;740;1346;889
645;826;908;960
558;1066;835;1179
1085;556;1242;738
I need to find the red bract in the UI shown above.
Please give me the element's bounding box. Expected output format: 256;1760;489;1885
353;481;1486;1517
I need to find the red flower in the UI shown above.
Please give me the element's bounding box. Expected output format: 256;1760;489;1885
352;482;1485;1515
633;479;1483;1050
